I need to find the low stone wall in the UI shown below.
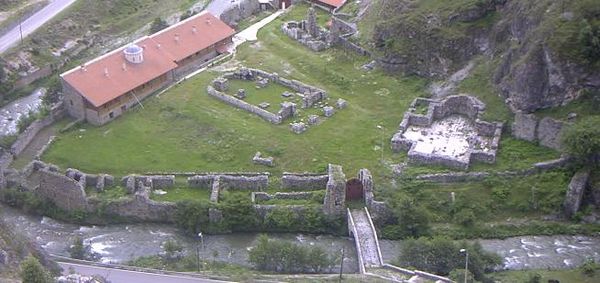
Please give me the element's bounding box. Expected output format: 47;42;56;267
94;187;177;223
336;36;370;56
253;204;309;220
281;173;329;190
512;112;569;150
121;175;175;191
223;68;326;97
207;85;282;124
10;102;65;156
187;175;215;189
219;175;269;190
251;191;314;203
35;169;88;211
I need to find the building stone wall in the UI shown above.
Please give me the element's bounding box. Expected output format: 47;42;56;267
512;112;538;142
62;78;86;120
392;95;503;170
323;164;345;215
35;169;88;211
219;175;269;190
187;175;215;189
281;173;329;190
251;191;314;203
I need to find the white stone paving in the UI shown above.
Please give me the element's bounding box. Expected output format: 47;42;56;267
351;209;381;267
402;114;493;162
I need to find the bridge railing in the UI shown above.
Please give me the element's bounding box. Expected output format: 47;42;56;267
347;208;366;274
364;207;384;266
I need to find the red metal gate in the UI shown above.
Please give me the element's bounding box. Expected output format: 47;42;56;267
346;178;363;201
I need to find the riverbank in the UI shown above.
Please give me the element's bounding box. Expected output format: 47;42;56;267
2;204;599;274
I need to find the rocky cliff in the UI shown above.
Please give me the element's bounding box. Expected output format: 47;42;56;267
364;0;600;112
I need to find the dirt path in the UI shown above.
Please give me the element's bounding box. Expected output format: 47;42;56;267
11;118;68;170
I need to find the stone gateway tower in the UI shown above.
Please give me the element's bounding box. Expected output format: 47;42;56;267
323;164;346;215
306;6;319;38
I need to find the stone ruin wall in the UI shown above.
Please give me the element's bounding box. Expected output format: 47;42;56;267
207;85;283;124
223;68;327;98
281;172;329;190
323;164;346;215
36;169;88;211
251;191;314;203
392;95;504;170
512;113;570;150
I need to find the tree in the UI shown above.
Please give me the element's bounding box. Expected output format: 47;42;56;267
20;256;53;283
389;196;431;238
397;237;501;282
578;19;600;64
562;115;600;167
69;237;100;261
174;200;210;235
149;17;169;34
248;235;334;273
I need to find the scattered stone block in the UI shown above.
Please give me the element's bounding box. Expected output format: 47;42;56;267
253;152;274;167
290;122;307;134
308;115;319;125
336;98;347;109
235;89;247;99
258;102;270;109
282;91;294;98
323;106;335;117
212;77;229;92
256;78;269;88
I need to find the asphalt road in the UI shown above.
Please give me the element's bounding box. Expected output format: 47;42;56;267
0;0;77;54
59;262;232;283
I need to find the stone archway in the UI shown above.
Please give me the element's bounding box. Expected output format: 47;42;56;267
345;178;363;201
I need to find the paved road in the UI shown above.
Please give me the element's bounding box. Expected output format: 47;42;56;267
59;262;232;283
0;0;77;54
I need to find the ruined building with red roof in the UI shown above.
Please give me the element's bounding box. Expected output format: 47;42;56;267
61;12;235;125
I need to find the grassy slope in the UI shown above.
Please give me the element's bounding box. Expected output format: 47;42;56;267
44;3;563;214
43;4;426;180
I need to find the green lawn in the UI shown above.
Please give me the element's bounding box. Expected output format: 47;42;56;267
151;186;211;202
43;3;559;189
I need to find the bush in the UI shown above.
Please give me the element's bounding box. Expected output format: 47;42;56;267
397;237;501;282
388;195;431;238
562;115;600;167
580;258;600;276
174;200;210;235
69;237;100;261
248;235;335;273
149;17;168;34
20;256;53;283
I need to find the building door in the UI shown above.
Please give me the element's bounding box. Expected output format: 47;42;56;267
345;178;363;201
280;0;291;9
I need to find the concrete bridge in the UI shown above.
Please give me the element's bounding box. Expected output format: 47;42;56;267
348;207;453;283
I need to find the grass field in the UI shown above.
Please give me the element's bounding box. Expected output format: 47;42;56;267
491;268;600;283
43;3;562;195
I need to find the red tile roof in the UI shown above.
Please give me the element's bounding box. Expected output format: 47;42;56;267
61;12;235;108
150;11;235;63
61;37;178;108
315;0;346;8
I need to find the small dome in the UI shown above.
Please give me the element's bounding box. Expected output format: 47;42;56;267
124;44;143;54
123;44;144;64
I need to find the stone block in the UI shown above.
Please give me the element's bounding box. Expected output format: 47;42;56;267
512;112;538;142
256;78;269;88
538;117;566;150
212;77;229;92
253;152;274;167
564;169;590;218
258;102;270;109
308;115;319;125
282;91;294;98
336;98;347;109
235;89;247;99
290;122;307;134
323;106;335;117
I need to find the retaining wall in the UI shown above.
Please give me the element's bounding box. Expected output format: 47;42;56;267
281;173;329;190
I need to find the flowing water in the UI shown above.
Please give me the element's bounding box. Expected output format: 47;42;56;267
0;88;44;136
1;204;599;272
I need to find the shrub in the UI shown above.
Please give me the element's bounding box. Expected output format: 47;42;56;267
562;115;600;168
20;256;53;283
248;235;334;273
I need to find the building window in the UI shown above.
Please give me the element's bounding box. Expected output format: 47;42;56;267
109;112;114;119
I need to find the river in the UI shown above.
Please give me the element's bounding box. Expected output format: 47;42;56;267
1;204;599;272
